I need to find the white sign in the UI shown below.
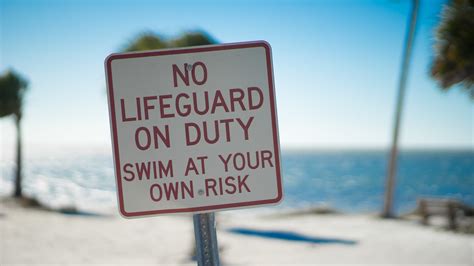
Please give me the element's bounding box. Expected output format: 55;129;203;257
105;41;283;217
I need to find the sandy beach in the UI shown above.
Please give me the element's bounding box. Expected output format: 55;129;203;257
1;200;472;266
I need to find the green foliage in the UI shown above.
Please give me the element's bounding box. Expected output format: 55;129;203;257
0;70;28;118
431;0;474;98
123;32;167;52
122;31;217;52
170;32;217;48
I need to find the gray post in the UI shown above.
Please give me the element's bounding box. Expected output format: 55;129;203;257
193;213;220;266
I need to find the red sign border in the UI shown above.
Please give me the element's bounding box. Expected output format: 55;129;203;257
105;41;283;217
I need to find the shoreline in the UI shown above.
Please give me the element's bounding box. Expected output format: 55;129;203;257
2;195;473;232
1;198;473;265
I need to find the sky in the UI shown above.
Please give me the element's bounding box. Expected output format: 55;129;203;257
0;0;472;153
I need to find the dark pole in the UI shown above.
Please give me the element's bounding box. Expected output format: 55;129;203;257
14;113;23;197
382;0;419;218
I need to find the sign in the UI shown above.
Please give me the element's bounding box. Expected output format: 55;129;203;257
105;41;283;217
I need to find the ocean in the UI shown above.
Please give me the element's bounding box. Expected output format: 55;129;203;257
1;148;473;214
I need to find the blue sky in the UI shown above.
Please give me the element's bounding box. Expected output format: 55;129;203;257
0;0;472;152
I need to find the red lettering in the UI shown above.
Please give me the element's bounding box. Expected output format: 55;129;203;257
150;184;162;201
229;88;246;112
135;127;151;150
218;154;232;172
159;160;174;178
185;157;199;176
197;156;208;175
204;176;249;196
120;99;136;122
261;150;274;168
143;96;157;120
122;163;135;181
150;181;194;202
220;119;233;142
181;180;194;199
176;93;191;117
203;120;219;144
185;123;200;146
238;175;251;193
136;97;142;120
224;176;237;194
135;161;151;180
205;179;217;197
218;177;224;195
193;91;210;115
163;182;179;200
172;64;189;87
159;94;175;118
248;87;264;110
248;151;260;169
233;153;245;170
191;61;207;85
211;90;230;114
153;125;170;148
236;117;254;140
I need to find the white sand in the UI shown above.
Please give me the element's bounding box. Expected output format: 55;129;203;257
1;202;473;265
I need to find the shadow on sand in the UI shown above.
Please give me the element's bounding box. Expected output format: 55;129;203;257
1;196;107;218
227;228;357;245
57;208;105;217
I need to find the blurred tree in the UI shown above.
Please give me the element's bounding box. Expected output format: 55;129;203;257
123;32;167;52
383;0;419;218
0;70;28;198
122;31;216;52
431;0;474;98
170;32;217;48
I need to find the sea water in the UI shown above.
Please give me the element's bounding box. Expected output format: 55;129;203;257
1;148;472;214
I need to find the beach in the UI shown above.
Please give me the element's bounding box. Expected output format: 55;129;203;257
1;200;472;265
2;0;474;265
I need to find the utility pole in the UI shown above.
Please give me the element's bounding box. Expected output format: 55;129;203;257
382;0;419;218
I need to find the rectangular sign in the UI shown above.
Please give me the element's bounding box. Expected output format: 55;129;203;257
105;41;283;217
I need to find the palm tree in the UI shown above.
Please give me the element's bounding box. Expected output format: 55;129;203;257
431;0;474;98
382;0;419;218
123;32;167;52
0;70;28;198
122;31;216;52
170;32;217;48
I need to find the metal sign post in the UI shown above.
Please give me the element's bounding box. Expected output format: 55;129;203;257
193;213;220;266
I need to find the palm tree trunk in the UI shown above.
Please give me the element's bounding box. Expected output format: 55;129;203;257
14;114;23;198
382;0;419;218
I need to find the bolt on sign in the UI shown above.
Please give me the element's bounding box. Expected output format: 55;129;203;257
105;41;283;217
